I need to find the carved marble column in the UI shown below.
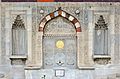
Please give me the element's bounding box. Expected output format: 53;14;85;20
112;7;120;65
77;9;94;69
26;31;43;69
26;13;32;67
35;32;43;68
118;12;120;64
5;7;11;65
77;32;85;68
110;8;115;64
86;9;94;68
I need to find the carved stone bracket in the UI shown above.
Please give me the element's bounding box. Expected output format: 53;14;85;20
10;55;27;65
93;55;111;65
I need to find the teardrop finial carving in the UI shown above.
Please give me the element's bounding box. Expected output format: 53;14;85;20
95;15;108;30
12;15;25;30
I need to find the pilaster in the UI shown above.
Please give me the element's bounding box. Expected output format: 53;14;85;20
87;8;94;67
77;32;85;68
35;32;43;68
110;7;115;64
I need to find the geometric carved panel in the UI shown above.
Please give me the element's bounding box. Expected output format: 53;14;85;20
43;36;77;69
44;17;76;35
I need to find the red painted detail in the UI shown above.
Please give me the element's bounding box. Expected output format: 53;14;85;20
50;13;54;18
76;27;81;32
38;27;44;32
58;10;62;15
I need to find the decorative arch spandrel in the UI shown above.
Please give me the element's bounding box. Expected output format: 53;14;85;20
38;8;82;33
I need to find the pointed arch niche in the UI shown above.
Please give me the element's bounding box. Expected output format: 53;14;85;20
10;15;27;65
34;8;83;69
4;7;32;66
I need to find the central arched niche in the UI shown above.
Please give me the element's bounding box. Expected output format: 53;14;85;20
43;16;77;69
34;8;94;70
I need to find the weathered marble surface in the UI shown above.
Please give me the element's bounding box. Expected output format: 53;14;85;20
0;2;120;79
25;64;120;79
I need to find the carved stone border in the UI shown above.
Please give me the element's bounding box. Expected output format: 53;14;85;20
37;8;82;69
38;8;81;33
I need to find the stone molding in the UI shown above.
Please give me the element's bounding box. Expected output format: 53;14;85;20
38;7;81;33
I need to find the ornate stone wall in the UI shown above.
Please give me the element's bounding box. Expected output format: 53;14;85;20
0;2;120;79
